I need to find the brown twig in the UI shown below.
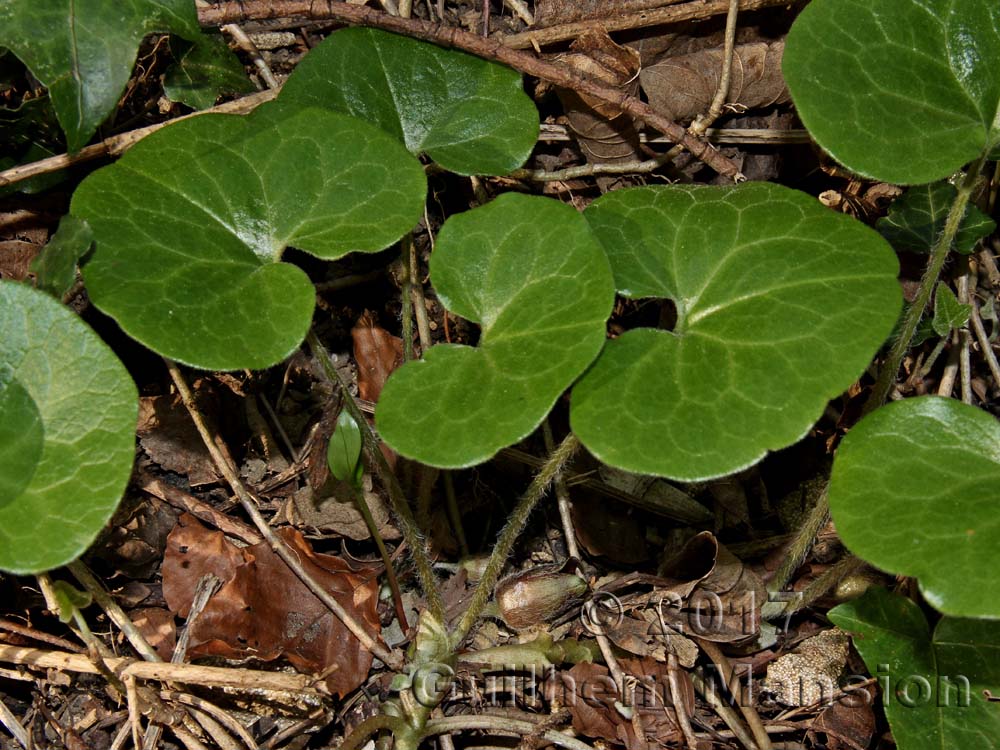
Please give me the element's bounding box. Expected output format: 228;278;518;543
0;644;326;694
696;638;773;750
0;89;277;190
197;1;744;179
501;0;790;49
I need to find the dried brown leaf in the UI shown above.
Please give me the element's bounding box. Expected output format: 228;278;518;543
640;40;789;123
352;311;403;403
137;394;219;486
554;29;642;168
162;513;381;696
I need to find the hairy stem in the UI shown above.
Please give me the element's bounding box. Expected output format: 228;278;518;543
451;433;579;646
866;156;987;413
307;331;445;622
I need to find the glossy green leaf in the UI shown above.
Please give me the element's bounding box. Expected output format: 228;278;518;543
31;215;92;299
932;284;971;337
784;0;1000;184
570;184;901;482
73;104;426;371
829;396;1000;618
164;35;255;110
829;587;1000;750
328;410;364;488
0;97;65;194
279;27;538;176
377;193;615;468
0;280;138;574
877;182;996;255
0;0;203;151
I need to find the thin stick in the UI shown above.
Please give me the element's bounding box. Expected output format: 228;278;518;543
972;305;1000;392
501;0;786;49
140;475;262;545
503;0;534;26
696;639;772;750
68;561;162;663
0;697;30;750
452;434;579;646
0;644;326;694
409;236;434;351
866;156;987;413
689;0;739;136
938;330;960;397
0;89;277;190
665;651;699;750
542;421;580;561
164;359;400;669
222;25;280;89
198;2;744;179
308;331;445;622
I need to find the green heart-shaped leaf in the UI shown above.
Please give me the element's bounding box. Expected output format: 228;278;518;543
829;396;1000;618
279;27;538;176
784;0;1000;184
830;587;1000;750
73;104;426;371
877;182;996;255
0;280;138;574
570;184;901;482
377;193;615;468
0;0;203;151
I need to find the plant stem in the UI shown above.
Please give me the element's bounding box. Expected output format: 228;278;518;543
865;156;987;413
307;331;445;623
763;483;830;621
164;358;400;669
351;484;409;632
451;433;579;646
423;716;597;750
340;715;410;750
400;234;415;362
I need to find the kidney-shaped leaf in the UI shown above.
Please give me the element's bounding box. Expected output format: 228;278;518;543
829;396;1000;618
376;193;615;468
279;27;538;176
73;104;426;371
0;280;138;574
0;0;202;152
784;0;1000;184
829;587;1000;750
570;184;901;482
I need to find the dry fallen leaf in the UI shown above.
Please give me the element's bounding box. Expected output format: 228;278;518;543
352;310;403;403
137;394;219;486
162;513;381;696
641;40;790;123
554;29;643;172
543;658;693;749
